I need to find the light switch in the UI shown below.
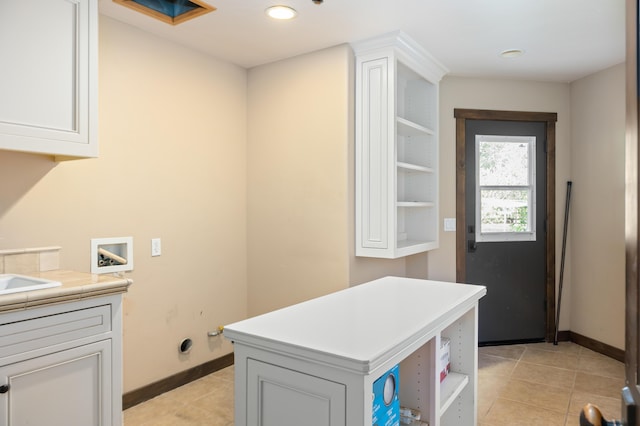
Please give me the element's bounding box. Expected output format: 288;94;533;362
443;218;456;232
151;238;162;256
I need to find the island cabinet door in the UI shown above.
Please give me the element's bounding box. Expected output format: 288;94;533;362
247;359;346;426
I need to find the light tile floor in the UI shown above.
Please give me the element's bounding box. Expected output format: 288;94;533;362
124;342;624;425
123;366;235;426
478;342;624;426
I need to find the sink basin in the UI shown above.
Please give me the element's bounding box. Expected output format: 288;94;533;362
0;274;62;295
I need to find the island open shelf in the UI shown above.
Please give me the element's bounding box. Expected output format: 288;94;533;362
225;276;486;426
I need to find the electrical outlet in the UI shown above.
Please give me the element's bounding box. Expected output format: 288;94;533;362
151;238;162;256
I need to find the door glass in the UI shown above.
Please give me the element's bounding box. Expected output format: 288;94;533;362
476;135;536;242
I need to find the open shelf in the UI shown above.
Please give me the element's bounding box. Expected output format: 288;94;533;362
396;239;439;258
402;420;429;426
397;201;435;207
440;372;469;414
397;117;435;136
397;161;434;173
396;62;437;130
396;300;480;426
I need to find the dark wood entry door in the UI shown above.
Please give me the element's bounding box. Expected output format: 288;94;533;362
464;119;547;343
454;109;557;343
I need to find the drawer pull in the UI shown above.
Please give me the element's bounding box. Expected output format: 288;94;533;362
0;384;9;394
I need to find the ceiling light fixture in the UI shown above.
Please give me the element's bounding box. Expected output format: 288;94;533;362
500;49;525;58
265;5;297;20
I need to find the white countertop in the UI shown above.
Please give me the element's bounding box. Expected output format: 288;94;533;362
0;270;132;313
225;276;486;373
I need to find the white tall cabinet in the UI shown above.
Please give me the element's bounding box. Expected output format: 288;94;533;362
225;276;486;426
0;0;98;158
353;32;448;258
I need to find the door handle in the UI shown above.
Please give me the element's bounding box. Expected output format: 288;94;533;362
0;384;9;394
468;240;477;252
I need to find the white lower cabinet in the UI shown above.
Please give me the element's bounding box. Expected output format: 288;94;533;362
0;295;124;426
247;359;346;426
225;277;486;426
1;340;111;426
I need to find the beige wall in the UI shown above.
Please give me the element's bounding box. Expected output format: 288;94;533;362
433;76;573;330
569;63;625;349
0;16;249;392
0;15;625;395
246;45;406;316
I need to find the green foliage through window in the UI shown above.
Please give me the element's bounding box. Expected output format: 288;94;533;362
476;135;535;239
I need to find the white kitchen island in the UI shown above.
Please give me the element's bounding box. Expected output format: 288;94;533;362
224;276;486;426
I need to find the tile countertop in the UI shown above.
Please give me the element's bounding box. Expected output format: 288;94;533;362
0;270;132;313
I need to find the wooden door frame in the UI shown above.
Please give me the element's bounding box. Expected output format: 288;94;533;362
624;0;640;421
454;108;558;342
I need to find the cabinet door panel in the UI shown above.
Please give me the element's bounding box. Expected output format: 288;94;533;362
0;0;78;132
247;359;346;426
0;0;97;156
357;57;391;251
0;340;111;426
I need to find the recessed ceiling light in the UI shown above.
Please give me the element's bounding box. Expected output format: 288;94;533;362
500;49;525;58
265;5;297;20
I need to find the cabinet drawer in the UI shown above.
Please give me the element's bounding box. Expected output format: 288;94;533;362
0;305;111;359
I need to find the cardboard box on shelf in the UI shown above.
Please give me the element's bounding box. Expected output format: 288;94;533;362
440;337;450;382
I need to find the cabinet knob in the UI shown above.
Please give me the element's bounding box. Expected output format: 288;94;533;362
0;384;9;394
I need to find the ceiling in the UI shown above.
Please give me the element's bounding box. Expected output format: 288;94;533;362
98;0;626;82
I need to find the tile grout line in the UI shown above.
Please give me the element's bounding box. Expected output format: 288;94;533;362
478;345;524;425
567;348;580;426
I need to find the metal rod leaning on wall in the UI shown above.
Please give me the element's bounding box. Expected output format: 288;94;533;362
554;181;573;345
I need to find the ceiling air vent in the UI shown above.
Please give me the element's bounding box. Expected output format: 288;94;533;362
113;0;216;25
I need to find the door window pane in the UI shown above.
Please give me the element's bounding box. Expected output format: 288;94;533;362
479;141;530;186
480;189;530;233
476;135;536;242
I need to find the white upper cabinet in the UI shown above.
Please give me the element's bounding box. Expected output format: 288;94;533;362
0;0;98;158
353;32;448;259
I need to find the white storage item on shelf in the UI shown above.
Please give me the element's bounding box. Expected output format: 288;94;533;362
400;406;422;424
439;337;451;382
